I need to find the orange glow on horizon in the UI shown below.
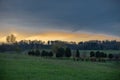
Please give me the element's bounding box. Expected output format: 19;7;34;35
0;31;120;43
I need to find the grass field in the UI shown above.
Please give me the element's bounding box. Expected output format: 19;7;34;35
0;53;120;80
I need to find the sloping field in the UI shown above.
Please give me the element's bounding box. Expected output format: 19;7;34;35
0;53;120;80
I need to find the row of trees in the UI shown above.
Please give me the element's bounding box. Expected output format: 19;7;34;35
28;47;72;58
56;47;71;57
90;51;119;60
90;51;107;58
28;48;120;62
28;50;53;57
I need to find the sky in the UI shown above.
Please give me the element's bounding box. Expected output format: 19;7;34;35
0;0;120;42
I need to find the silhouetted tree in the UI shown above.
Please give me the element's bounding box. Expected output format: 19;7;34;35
99;52;107;62
103;53;107;58
56;47;65;57
48;51;53;57
96;51;100;58
95;51;101;61
28;51;32;55
35;49;40;56
76;49;80;57
90;51;95;57
100;52;104;57
41;50;46;57
28;50;35;56
90;51;96;62
6;34;16;43
75;49;80;61
65;47;71;57
108;54;113;60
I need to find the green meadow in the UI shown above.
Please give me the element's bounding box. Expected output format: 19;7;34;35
0;53;120;80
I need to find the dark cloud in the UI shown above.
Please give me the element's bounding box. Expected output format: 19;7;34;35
0;0;120;36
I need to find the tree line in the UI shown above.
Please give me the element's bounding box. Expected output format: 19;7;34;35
0;34;120;52
27;47;120;62
0;40;120;52
28;47;72;58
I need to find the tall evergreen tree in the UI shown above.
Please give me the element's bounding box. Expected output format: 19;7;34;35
76;49;80;58
56;47;65;57
41;50;46;57
108;54;113;60
35;49;40;56
90;51;95;57
48;51;53;57
95;51;100;58
65;47;71;57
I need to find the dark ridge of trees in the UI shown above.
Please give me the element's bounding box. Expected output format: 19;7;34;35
78;40;120;50
0;40;120;52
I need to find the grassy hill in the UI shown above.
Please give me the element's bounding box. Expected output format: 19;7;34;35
0;53;120;80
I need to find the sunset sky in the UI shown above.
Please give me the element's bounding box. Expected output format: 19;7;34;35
0;0;120;42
